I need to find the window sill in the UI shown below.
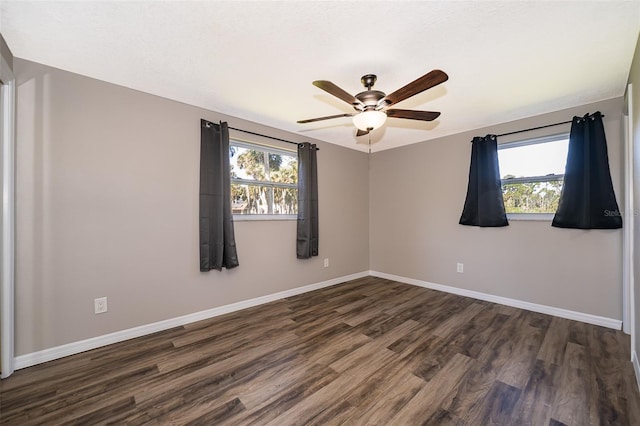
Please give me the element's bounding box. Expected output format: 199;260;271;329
233;214;297;221
507;213;554;221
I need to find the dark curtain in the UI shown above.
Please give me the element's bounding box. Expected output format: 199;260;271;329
552;112;622;229
459;135;509;227
199;120;239;271
297;142;319;259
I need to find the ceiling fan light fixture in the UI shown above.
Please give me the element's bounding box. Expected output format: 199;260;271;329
298;70;447;134
352;110;387;131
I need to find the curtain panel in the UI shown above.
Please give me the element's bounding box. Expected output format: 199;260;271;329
552;112;622;229
199;120;239;271
459;135;509;227
297;142;319;259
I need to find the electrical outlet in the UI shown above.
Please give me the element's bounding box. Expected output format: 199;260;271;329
324;258;329;268
457;263;464;273
94;297;108;314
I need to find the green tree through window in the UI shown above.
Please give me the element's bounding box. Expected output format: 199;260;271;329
230;142;298;216
498;134;569;214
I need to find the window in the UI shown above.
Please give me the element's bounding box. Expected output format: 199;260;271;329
498;134;569;215
229;141;298;218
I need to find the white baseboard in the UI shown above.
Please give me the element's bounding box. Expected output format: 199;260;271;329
14;269;624;371
370;271;622;330
14;271;369;370
633;351;640;394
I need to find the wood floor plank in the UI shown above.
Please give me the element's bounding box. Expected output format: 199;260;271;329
441;358;503;422
430;302;486;338
441;309;523;422
341;297;395;327
329;319;418;373
138;338;301;406
61;397;137;426
1;335;175;401
303;328;371;366
465;380;522;425
379;288;437;317
332;296;371;315
262;347;398;425
222;364;340;425
412;305;509;383
586;326;629;425
172;314;295;348
550;342;591;425
621;353;640;425
527;311;553;330
496;319;546;389
184;397;246;426
343;369;424;425
389;352;476;424
512;359;560;426
568;320;589;347
458;309;507;359
1;365;160;424
156;353;322;425
387;322;441;356
1;277;638;425
127;351;305;424
537;316;571;365
425;408;466;426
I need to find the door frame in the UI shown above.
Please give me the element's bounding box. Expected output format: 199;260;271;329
1;53;15;379
623;83;636;358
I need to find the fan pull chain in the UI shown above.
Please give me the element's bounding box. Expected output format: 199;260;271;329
368;133;371;172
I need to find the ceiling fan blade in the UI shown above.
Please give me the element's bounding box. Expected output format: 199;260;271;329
313;80;362;106
381;70;448;107
386;109;441;121
297;113;355;124
355;128;369;137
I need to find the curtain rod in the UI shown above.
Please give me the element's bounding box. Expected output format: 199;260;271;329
228;126;319;150
495;113;604;138
202;120;318;150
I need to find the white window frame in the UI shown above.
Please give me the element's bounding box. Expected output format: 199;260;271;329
230;140;298;221
498;133;569;221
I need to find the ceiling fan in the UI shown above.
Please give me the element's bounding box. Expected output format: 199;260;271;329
297;69;448;136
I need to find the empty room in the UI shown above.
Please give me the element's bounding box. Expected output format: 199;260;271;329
2;1;640;424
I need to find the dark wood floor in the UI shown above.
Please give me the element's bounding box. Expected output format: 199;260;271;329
1;276;639;425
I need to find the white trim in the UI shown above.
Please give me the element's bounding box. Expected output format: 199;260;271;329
497;131;570;149
370;271;622;330
623;111;632;335
13;269;626;370
13;271;369;370
506;213;554;221
624;83;636;356
233;214;296;221
230;138;296;155
0;54;15;379
633;351;640;394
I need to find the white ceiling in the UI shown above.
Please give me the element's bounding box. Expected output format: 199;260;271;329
1;1;639;152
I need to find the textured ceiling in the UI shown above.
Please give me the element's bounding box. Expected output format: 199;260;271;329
1;1;639;152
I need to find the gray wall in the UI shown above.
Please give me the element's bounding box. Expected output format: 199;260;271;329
0;33;13;73
14;59;370;355
14;55;629;357
628;32;640;362
370;97;624;320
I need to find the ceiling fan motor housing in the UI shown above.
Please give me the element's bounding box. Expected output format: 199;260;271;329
355;90;385;110
356;74;385;111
